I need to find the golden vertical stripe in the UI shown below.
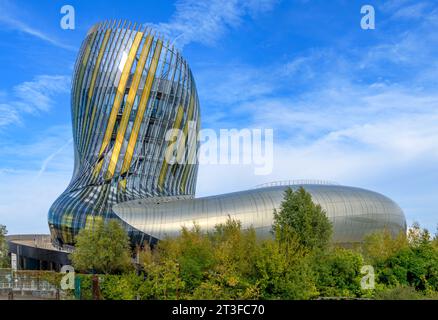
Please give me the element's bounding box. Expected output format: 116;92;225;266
174;91;195;168
73;30;98;136
105;35;153;179
181;115;201;193
76;21;108;140
93;31;144;177
80;28;112;149
180;149;195;193
82;20;126;159
179;94;197;193
118;39;163;188
157;104;184;189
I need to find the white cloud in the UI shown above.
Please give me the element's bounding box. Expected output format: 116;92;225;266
0;75;70;128
196;64;275;105
0;104;20;127
0;1;76;51
392;2;430;19
148;0;277;48
194;4;438;232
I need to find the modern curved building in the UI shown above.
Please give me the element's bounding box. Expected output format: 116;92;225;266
47;20;406;248
113;182;406;244
48;21;200;246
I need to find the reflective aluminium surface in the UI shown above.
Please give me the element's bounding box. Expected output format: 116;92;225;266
113;184;407;244
48;20;200;246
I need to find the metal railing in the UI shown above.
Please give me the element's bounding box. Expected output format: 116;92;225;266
0;269;59;292
254;179;340;189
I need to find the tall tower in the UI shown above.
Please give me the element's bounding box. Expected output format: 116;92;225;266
48;21;201;246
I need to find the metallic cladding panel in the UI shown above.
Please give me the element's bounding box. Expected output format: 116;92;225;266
48;21;201;246
112;184;407;244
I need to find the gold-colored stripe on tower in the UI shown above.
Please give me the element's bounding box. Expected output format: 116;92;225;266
79;28;112;150
105;34;154;180
73;28;99;137
179;94;197;193
76;21;109;140
157;104;184;190
93;30;143;177
118;39;163;189
172;90;195;175
82;20;126;160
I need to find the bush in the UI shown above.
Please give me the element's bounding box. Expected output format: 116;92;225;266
70;219;133;274
311;248;364;298
255;238;317;300
100;273;144;300
374;286;422;300
273;187;332;251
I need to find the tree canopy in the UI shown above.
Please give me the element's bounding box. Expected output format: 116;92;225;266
0;224;9;268
70;219;133;274
272;187;333;250
64;190;438;300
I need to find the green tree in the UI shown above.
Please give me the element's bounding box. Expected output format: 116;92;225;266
198;219;261;299
99;273;144;300
141;220;262;300
255;236;318;299
362;229;408;264
71;219;133;274
408;222;431;247
273;187;332;250
0;224;10;268
433;225;438;249
311;247;364;297
364;223;438;295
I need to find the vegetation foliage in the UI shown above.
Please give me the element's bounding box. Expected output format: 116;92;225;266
64;188;438;299
70;219;133;274
0;224;10;268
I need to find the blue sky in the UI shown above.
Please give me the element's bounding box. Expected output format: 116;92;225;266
0;0;437;234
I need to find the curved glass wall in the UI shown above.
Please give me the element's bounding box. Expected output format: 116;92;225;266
48;20;200;246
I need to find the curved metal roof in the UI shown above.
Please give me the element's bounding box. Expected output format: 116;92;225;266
112;184;406;244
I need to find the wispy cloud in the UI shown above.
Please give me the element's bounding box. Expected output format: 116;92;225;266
195;2;438;231
0;1;76;51
0;75;70;128
148;0;277;48
36;137;73;178
0;124;73;234
392;2;431;19
0;104;20;127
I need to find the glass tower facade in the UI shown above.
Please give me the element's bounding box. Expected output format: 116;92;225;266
48;21;200;246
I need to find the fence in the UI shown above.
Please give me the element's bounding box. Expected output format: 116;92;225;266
254;179;340;189
0;268;61;299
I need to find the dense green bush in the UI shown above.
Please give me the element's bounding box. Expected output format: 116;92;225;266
63;188;438;300
361;224;438;296
374;285;423;300
70;219;133;274
311;248;364;298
